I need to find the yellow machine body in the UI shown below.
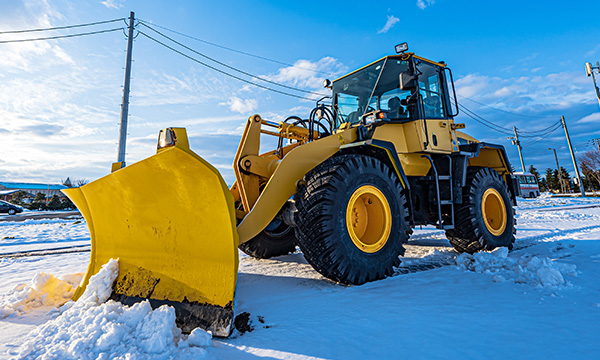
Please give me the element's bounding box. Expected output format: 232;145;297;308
63;52;515;337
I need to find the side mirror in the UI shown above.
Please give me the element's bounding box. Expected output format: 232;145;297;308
399;72;417;90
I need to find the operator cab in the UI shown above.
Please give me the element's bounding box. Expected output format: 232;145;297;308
330;46;458;128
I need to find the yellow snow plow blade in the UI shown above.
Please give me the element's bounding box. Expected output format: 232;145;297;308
63;128;239;337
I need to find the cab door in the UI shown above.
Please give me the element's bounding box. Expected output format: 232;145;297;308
415;59;457;153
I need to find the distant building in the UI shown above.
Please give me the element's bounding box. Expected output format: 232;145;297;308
0;182;68;203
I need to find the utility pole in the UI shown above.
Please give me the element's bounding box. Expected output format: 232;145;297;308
548;148;565;194
585;62;600;107
508;126;525;172
116;11;135;170
561;115;586;197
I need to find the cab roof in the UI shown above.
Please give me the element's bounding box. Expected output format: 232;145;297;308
333;53;447;83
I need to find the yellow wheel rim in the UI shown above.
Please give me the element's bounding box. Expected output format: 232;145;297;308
345;185;392;253
481;188;507;236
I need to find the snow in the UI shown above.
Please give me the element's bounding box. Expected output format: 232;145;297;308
0;218;89;253
0;272;82;319
1;193;599;359
456;247;578;288
8;259;212;360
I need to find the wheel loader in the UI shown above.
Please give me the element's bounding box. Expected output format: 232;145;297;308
63;44;518;337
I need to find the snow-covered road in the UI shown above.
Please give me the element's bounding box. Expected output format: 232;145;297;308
1;195;599;359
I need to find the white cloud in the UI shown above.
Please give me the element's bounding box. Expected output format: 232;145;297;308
377;15;399;34
0;4;71;71
586;44;600;57
455;71;596;112
52;47;75;64
220;97;258;114
0;0;125;183
101;0;124;9
134;70;237;106
266;57;347;93
416;0;435;10
577;112;600;124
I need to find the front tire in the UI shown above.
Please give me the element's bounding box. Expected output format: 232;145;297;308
295;154;410;285
8;209;16;215
446;167;515;253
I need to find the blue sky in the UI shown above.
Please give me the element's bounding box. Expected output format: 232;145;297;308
1;0;600;185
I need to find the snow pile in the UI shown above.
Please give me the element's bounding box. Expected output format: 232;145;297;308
14;259;212;360
456;248;577;288
537;192;553;200
0;272;83;318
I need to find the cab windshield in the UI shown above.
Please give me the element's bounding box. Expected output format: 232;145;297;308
333;57;413;126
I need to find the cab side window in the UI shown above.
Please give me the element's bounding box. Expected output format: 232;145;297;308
336;93;361;124
416;61;446;119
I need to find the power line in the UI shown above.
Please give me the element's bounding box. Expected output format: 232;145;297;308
137;18;337;77
458;94;557;119
0;18;125;35
138;31;321;101
519;122;563;144
457;104;515;135
520;123;562;147
0;27;124;44
458;103;515;134
139;22;326;97
457;101;561;137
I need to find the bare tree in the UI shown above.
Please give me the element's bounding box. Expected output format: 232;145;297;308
61;177;89;188
73;178;89;187
578;148;600;189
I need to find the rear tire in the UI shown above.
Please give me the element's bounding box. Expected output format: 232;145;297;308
446;167;515;254
295;154;410;285
238;218;296;259
8;209;16;215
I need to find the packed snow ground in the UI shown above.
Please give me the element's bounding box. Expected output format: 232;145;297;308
1;195;599;359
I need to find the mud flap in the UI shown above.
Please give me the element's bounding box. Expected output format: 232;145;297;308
63;128;239;337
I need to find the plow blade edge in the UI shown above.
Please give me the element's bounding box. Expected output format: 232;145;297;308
63;130;239;337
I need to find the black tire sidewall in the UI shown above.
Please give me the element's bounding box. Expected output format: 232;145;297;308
295;154;409;284
472;170;514;248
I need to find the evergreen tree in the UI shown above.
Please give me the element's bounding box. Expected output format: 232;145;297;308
33;192;46;202
47;195;62;210
29;192;47;211
539;177;548;192
529;165;543;190
545;168;558;191
11;190;29;205
62;177;73;188
61;197;75;210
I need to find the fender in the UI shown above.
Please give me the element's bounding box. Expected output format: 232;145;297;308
460;142;518;203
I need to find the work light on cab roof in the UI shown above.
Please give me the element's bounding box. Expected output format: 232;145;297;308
395;42;408;54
